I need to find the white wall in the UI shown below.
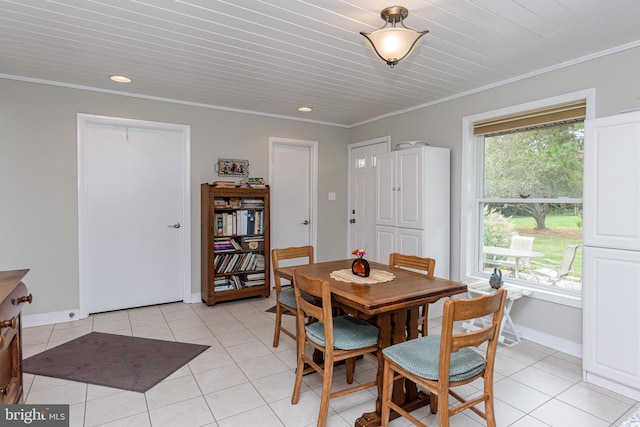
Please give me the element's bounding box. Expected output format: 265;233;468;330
349;46;640;352
0;79;349;318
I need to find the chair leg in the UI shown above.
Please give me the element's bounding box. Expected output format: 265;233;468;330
291;346;304;405
272;302;282;348
437;385;449;427
345;357;356;384
380;360;394;427
429;392;438;414
484;378;496;427
317;356;334;427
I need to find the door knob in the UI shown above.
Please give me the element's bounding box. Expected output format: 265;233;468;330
301;220;309;225
350;219;356;224
168;223;181;228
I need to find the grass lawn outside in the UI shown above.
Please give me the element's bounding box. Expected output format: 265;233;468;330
510;215;582;279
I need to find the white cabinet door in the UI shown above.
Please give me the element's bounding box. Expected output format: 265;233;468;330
584;111;640;251
376;147;424;229
397;148;423;229
583;246;640;399
375;226;423;264
376;152;396;227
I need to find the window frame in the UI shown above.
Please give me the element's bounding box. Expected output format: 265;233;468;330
460;89;595;308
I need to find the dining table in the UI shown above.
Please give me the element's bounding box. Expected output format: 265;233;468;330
273;258;467;427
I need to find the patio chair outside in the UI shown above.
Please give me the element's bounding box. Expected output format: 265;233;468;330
532;244;580;284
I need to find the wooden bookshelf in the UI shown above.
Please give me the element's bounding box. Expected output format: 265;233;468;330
201;184;270;305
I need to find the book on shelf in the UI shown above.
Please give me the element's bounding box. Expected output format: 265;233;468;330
212;180;237;188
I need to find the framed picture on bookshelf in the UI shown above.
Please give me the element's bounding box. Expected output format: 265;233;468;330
216;158;249;177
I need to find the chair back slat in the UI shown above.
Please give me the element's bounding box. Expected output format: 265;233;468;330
441;289;507;369
292;270;334;346
272;245;314;290
389;253;435;278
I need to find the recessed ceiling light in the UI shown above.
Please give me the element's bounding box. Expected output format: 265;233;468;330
298;107;313;112
109;75;132;83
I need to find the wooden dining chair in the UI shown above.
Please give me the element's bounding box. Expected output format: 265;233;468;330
380;288;507;427
271;246;315;347
291;270;379;427
389;253;436;337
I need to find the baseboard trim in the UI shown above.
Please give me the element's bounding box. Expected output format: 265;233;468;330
517;324;582;357
23;309;82;328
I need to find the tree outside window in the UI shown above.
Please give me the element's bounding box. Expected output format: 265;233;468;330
480;122;583;292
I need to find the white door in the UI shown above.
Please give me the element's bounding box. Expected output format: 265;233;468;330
269;138;317;266
78;115;190;315
349;137;390;260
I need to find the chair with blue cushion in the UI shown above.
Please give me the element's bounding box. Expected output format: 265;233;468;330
380;288;507;427
291;270;379;427
271;246;315;347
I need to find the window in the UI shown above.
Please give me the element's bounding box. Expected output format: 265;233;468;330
461;91;594;305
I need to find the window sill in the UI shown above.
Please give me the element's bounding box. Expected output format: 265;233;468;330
464;276;582;309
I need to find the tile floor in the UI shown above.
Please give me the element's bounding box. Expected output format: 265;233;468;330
22;293;640;427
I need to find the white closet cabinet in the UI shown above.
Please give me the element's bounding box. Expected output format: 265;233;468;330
583;110;640;400
375;145;450;279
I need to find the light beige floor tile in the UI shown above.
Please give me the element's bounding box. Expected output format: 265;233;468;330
69;401;86;427
205;382;266;420
182;335;223;349
19;300;640;427
149;395;215;427
95;412;151;427
22;329;53;346
130;326;175;341
145;374;202;410
556;382;633;423
509;415;554;426
92;318;132;333
22;342;47;358
252;370;306;403
509;366;575;396
270;389;331;427
226;340;273;363
52;317;93;330
530;399;610;427
48;325;93;343
237;353;290;381
205;319;255;338
84;391;147;426
493;377;552;413
25;381;87;405
28;376;85;394
494;352;530;376
216;329;258;347
217;405;283;427
172;325;215;341
86;384;127;401
188;347;235;373
194;364;248;395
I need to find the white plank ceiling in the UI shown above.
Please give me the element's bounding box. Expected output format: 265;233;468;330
1;0;639;127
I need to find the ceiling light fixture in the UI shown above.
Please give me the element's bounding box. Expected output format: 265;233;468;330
109;75;131;83
360;6;429;68
298;107;313;112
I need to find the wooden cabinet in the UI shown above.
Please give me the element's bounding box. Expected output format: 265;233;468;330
0;269;33;404
583;111;640;400
375;146;451;279
201;184;270;305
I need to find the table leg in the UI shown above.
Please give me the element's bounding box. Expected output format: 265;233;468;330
355;307;429;427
